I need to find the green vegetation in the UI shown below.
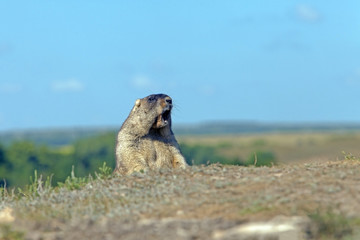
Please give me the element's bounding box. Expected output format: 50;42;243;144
17;170;53;198
180;143;244;166
2;131;360;188
0;133;116;188
0;162;114;201
342;151;359;161
179;132;360;164
0;225;24;240
180;143;277;166
1;132;279;188
309;210;359;239
245;151;277;167
1;130;360;239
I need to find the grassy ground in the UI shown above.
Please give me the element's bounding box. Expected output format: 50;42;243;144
1;159;360;239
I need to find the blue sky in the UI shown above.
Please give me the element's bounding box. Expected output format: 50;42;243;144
0;1;359;131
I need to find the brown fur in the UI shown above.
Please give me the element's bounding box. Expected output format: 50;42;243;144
114;94;187;175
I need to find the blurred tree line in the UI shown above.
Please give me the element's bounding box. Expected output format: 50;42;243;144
0;133;276;187
0;133;116;187
181;144;276;166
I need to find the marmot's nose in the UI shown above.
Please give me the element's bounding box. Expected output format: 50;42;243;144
165;97;172;105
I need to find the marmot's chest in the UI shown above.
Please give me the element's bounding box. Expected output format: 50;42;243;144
142;137;174;167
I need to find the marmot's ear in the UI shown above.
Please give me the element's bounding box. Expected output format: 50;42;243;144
134;99;141;108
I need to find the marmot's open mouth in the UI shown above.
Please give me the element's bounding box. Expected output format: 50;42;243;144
162;110;170;122
153;110;171;128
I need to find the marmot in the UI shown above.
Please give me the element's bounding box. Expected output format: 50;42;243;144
114;94;187;175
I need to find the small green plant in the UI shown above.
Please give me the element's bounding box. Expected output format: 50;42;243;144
0;224;24;240
0;182;9;200
309;210;354;239
0;187;5;198
342;151;359;161
95;162;113;179
245;151;277;167
17;170;52;198
57;166;90;190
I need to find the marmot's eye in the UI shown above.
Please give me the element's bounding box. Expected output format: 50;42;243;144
148;96;156;102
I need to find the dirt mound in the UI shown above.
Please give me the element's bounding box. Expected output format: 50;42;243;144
2;160;360;239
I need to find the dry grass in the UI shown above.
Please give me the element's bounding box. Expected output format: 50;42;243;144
1;159;360;239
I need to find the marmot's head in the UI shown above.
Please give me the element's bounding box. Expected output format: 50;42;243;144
133;94;173;129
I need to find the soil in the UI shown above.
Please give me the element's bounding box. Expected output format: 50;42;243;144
1;160;360;239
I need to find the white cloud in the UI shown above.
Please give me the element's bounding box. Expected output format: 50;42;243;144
130;74;180;92
296;4;321;23
51;79;84;92
131;74;154;90
0;83;23;93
